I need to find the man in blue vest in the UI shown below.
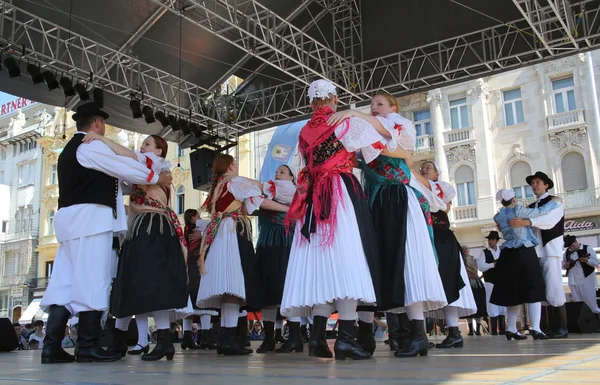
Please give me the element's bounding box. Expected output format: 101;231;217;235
510;171;567;338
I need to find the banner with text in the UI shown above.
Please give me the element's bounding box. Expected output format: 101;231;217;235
259;119;306;183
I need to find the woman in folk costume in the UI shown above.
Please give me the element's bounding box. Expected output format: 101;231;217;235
280;80;393;361
101;134;189;361
330;94;447;358
196;154;289;356
410;161;476;350
256;165;304;354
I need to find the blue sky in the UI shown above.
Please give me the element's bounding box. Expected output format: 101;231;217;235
0;91;17;106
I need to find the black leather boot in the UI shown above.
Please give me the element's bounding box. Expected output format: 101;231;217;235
142;329;175;361
435;326;463;348
355;320;376;355
301;324;309;342
498;316;506;335
219;327;252;355
549;305;569;339
334;320;371;361
75;311;121;363
543;306;556;335
201;329;217;350
467;322;474;336
107;328;128;357
475;323;482;336
41;305;76;364
236;316;251;347
394;320;430;358
490;317;498;336
276;321;303;353
181;330;201;350
308;315;333;358
275;328;286;344
257;321;276;353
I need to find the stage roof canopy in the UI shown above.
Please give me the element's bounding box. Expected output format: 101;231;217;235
1;0;599;147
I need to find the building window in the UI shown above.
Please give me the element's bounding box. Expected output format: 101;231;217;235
49;164;57;185
503;88;525;126
414;109;432;136
46;210;55;236
1;221;7;233
552;76;576;113
18;163;33;187
449;98;469;129
176;185;185;215
562;152;587;191
510;161;534;199
45;261;54;278
455;165;476;206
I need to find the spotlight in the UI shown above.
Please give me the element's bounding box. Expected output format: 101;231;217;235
142;106;155;124
93;88;104;108
26;64;43;84
189;122;202;138
178;118;190;135
155;111;169;127
4;57;21;78
129;99;142;119
168;115;179;130
42;71;59;90
74;83;89;100
59;77;75;97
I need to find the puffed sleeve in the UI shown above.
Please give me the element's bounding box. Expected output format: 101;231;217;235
384;113;417;151
335;117;388;163
228;177;265;213
435;181;457;204
409;174;446;213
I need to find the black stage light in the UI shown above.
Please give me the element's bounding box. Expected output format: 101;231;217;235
42;71;59;90
168;115;179;130
154;111;169;127
74;83;89;100
129;99;142;119
93;88;104;108
26;64;43;84
178;118;190;135
59;77;75;97
189;122;202;138
4;57;21;78
142;106;155;124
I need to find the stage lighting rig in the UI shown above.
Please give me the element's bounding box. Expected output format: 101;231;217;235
4;57;21;78
129;99;142;119
189;122;202;138
93;88;104;108
42;71;59;90
59;76;75;97
178;118;190;135
142;106;155;124
26;64;43;84
155;111;169;127
168;115;179;131
74;83;89;100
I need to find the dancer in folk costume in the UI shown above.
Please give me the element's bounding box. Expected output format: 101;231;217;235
563;235;600;317
329;94;447;358
196;154;289;355
40;103;171;364
100;134;189;361
476;231;507;335
460;245;488;336
281;80;395;361
256;165;303;354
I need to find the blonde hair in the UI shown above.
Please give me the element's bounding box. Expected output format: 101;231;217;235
374;93;399;113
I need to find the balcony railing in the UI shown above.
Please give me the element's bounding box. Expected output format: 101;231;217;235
547;109;585;131
416;135;434;151
519;186;600;210
27;277;50;289
454;205;478;221
444;126;474;145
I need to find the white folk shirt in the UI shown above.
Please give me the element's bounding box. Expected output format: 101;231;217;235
564;244;599;287
476;246;501;274
54;132;159;242
529;192;565;259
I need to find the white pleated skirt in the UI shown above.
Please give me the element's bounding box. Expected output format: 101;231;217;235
280;180;377;318
427;255;477;318
196;218;246;309
387;188;448;314
170;296;218;321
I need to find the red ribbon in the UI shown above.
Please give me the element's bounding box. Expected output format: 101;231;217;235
371;141;385;150
436;184;444;199
394;123;403;132
145;156;154;183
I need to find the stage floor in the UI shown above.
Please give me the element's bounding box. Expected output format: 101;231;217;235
2;335;600;385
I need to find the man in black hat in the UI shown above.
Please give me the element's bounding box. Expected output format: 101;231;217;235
40;102;172;364
510;171;567;338
475;231;506;335
562;235;600;316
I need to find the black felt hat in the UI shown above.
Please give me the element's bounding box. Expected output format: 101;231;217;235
485;231;501;240
563;235;576;248
72;102;109;121
526;171;554;190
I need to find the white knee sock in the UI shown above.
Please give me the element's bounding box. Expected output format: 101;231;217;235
507;306;519;333
406;303;425;321
300;317;309;326
115;316;131;331
357;311;374;324
313;303;334;318
287;317;301;323
222;303;241;328
275;320;283;329
443;306;459;327
200;314;212;331
136;313;149;346
239;310;247;317
336;299;358;320
153;310;170;330
307;316;314;325
528;302;542;332
261;308;277;323
183;318;192;332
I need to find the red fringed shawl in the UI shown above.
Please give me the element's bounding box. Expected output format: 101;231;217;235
285;106;355;246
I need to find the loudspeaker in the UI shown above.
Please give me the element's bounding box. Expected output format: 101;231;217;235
566;302;600;334
0;317;18;352
190;148;216;191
